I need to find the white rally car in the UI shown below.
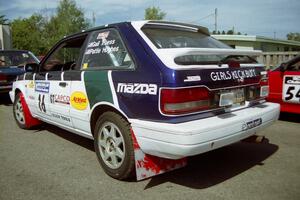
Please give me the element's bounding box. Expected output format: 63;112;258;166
10;21;280;180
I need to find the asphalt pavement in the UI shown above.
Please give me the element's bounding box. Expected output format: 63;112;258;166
0;93;299;200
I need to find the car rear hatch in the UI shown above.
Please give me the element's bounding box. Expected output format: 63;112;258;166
158;49;268;116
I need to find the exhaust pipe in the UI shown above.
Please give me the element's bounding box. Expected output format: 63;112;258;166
242;135;266;143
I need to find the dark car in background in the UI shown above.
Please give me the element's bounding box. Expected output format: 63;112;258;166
0;50;39;93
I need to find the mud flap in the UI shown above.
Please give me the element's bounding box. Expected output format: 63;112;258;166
130;130;187;181
19;93;41;128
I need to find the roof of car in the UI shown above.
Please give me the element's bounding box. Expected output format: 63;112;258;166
62;20;210;40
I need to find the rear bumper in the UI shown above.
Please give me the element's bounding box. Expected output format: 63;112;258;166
130;102;280;159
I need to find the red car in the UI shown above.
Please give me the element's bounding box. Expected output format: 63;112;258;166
267;55;300;114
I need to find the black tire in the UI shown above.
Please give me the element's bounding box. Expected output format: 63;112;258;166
94;111;135;180
13;93;27;129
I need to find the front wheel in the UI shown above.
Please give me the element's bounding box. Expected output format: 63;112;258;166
94;112;135;180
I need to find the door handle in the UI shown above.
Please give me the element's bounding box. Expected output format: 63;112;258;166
59;82;67;87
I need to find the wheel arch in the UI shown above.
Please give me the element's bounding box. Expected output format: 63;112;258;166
90;102;129;136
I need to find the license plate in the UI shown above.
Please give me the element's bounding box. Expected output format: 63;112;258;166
219;88;245;107
242;118;262;131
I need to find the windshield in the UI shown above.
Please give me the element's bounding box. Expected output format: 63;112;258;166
0;51;38;67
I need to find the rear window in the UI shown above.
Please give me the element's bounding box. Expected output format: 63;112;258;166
142;27;230;49
142;26;257;65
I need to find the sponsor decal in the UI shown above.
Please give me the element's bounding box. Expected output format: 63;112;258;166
117;83;157;95
35;82;50;93
283;75;300;104
28;81;35;89
242;118;262;131
97;31;110;40
184;75;201;82
52;113;71;122
210;69;256;81
70;91;88;110
82;63;88;69
50;94;70;105
28;95;35;100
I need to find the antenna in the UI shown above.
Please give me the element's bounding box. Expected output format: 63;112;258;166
214;8;218;32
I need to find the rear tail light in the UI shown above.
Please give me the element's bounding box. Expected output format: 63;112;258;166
259;72;269;97
160;87;212;115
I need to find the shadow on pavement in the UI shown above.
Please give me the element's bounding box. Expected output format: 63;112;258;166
279;112;300;123
0;93;12;106
32;123;278;189
40;123;94;152
144;140;278;189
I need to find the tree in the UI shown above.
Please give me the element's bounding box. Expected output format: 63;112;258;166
227;30;234;35
144;6;166;20
287;32;300;41
11;0;90;55
11;14;47;55
0;15;9;24
44;0;90;49
221;30;226;34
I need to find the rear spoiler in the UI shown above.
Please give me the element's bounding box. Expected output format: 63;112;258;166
156;48;262;69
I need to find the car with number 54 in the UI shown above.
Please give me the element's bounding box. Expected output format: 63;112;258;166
267;55;300;114
9;21;280;181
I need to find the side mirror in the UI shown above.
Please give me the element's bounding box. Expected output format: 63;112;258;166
25;63;39;73
279;63;287;72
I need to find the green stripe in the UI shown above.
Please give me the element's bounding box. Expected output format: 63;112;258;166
84;71;113;108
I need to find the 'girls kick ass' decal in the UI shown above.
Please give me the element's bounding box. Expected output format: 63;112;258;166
70;91;89;110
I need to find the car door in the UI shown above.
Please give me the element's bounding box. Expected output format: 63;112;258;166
48;70;72;127
39;36;88;127
282;59;300;105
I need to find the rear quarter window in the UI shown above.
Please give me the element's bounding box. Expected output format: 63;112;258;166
81;29;134;70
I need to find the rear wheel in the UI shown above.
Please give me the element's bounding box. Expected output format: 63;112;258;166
13;93;27;129
94;112;135;180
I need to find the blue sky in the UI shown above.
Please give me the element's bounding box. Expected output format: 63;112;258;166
1;0;299;39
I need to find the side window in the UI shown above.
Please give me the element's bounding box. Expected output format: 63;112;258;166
41;36;87;72
81;29;133;69
287;60;300;71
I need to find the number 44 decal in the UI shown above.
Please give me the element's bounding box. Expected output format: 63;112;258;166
38;94;46;113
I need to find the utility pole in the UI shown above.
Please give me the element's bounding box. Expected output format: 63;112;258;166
214;8;218;32
274;31;276;39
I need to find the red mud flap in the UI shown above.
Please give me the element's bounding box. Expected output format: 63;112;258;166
131;130;187;181
19;93;41;128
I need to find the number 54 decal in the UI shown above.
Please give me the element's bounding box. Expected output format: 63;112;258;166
283;75;300;104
